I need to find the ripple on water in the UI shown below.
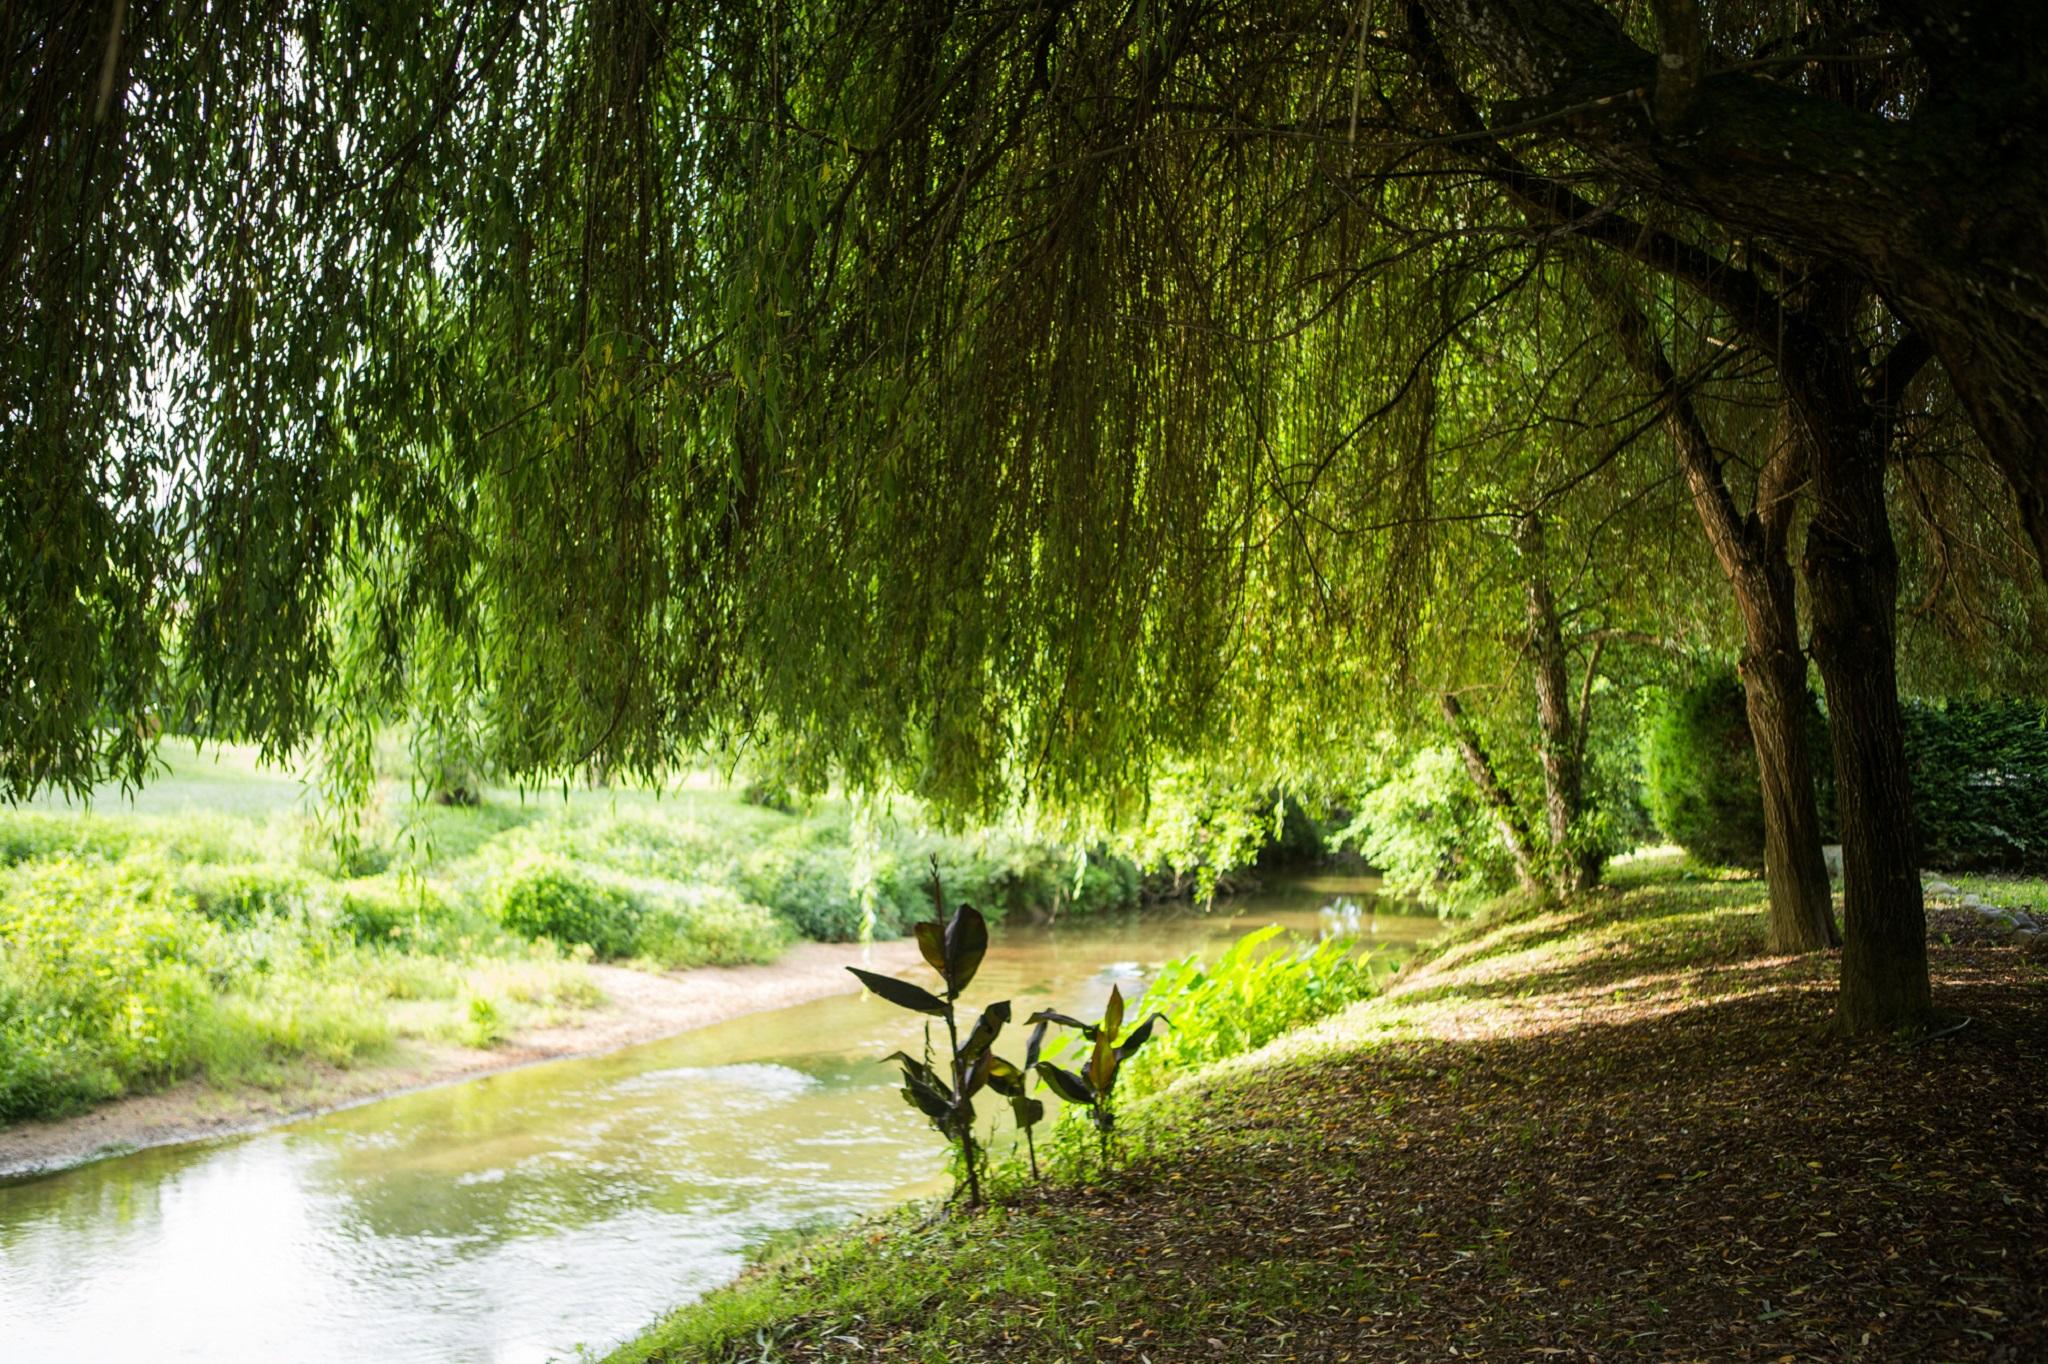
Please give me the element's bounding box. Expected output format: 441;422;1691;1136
610;1061;821;1103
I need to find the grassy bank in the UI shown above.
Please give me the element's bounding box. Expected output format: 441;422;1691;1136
612;853;2048;1363
0;745;1141;1124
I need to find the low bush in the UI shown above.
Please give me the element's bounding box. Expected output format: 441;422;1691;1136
493;857;640;958
0;811;135;866
176;862;318;928
742;834;871;941
333;877;481;954
1642;669;1769;868
0;857;389;1121
1119;925;1387;1099
629;883;791;968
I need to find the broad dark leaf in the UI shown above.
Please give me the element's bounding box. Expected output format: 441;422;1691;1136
1024;1018;1049;1070
943;903;989;994
847;967;946;1016
1008;1094;1045;1129
1115;1012;1172;1060
1025;1008;1097;1039
883;1052;955;1124
985;1054;1024;1097
879;1050;941;1088
1037;1061;1095;1105
913;921;947;978
961;1048;994;1100
958;1000;1011;1068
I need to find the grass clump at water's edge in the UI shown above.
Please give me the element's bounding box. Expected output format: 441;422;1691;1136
607;851;2048;1363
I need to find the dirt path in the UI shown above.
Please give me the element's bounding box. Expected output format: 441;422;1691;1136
0;938;921;1179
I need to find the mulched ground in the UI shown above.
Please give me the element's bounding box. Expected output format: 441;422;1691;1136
700;892;2048;1362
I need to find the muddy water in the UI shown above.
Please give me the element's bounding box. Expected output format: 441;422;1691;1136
0;876;1439;1363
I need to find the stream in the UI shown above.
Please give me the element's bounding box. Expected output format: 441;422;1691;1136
0;874;1440;1363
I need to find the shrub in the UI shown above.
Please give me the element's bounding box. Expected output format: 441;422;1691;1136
1337;746;1520;903
493;857;640;957
742;837;869;941
1119;925;1387;1099
0;812;135;866
459;993;506;1047
333;877;470;951
631;884;792;968
1904;698;2048;871
176;863;319;928
0;858;222;1119
1642;669;1768;868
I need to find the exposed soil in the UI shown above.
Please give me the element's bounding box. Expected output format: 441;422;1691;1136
0;938;919;1179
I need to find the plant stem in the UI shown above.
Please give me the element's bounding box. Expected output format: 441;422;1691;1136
942;999;982;1207
1025;1124;1039;1181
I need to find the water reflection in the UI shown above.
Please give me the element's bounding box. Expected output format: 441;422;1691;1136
0;878;1438;1363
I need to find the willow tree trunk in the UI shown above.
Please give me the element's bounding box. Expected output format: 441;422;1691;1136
1739;588;1840;953
1441;692;1541;894
1592;273;1838;950
1515;514;1599;893
1797;379;1931;1033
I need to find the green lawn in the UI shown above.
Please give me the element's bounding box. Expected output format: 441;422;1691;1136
611;855;2048;1362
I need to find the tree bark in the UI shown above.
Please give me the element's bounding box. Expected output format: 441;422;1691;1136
1741;581;1841;953
1441;692;1541;893
1592;275;1837;950
1786;316;1932;1033
1513;514;1600;893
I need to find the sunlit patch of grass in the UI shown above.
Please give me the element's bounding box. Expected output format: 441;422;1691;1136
1936;873;2048;915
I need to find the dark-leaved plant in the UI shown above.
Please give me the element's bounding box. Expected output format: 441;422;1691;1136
1030;985;1169;1170
848;877;1010;1206
985;1018;1050;1179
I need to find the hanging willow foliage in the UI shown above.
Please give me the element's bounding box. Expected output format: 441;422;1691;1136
3;0;1445;813
6;0;2038;816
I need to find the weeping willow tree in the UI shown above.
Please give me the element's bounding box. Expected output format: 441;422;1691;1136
9;0;2047;1029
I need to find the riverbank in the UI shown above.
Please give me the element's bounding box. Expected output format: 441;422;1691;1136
0;938;920;1178
612;854;2048;1362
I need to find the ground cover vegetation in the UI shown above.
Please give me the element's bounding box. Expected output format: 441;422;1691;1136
0;748;1147;1123
609;854;2048;1363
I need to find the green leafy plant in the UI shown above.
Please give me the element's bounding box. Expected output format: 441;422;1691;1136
1119;926;1387;1099
848;876;1010;1206
493;856;639;958
1030;985;1168;1170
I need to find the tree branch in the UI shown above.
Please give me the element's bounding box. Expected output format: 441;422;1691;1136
1649;0;1704;133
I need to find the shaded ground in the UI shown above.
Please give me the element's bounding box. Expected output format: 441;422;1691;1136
0;939;919;1178
615;862;2048;1362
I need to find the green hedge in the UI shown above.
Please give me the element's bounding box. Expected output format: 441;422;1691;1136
1904;699;2048;871
1644;676;2048;873
493;857;640;958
